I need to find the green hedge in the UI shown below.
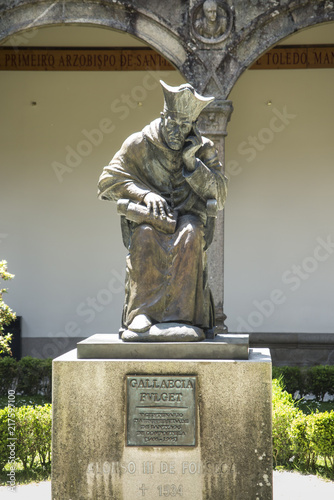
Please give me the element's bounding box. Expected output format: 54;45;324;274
0;357;52;398
272;378;334;472
272;365;334;401
0;357;17;394
0;404;52;472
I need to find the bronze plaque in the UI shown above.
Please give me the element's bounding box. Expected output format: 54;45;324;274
126;375;197;447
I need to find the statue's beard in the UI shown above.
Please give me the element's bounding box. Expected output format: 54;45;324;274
166;137;183;150
161;125;184;151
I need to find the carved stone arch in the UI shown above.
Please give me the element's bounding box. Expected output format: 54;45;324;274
1;2;333;99
0;0;209;88
217;8;334;98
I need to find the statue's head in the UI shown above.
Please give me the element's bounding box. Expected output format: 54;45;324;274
160;80;214;151
203;0;218;22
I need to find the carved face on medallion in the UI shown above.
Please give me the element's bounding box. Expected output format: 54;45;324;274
191;0;233;45
203;0;218;22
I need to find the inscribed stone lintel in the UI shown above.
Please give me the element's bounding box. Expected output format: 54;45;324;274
0;46;333;71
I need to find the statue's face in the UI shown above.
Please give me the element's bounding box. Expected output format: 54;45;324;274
161;112;192;151
204;3;217;22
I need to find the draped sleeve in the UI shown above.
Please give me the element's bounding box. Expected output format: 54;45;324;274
97;131;152;203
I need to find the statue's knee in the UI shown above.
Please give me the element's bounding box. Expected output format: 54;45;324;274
180;223;203;249
133;223;154;243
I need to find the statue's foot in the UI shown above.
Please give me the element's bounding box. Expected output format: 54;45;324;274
127;314;152;333
121;322;205;342
149;323;205;341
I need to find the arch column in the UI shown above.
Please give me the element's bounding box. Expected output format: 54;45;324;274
198;99;234;332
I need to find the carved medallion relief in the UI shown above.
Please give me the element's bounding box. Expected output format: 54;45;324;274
191;0;233;44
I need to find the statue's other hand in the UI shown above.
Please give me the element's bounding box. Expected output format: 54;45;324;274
182;135;202;171
143;193;173;220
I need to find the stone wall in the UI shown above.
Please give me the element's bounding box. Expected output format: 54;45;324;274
250;332;334;367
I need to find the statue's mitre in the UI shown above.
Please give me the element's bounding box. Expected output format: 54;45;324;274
160;80;214;121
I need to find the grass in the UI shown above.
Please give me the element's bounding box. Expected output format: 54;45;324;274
0;463;51;486
275;459;334;482
296;399;334;415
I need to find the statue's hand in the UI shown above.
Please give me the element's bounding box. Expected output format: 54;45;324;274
182;135;202;172
143;193;173;220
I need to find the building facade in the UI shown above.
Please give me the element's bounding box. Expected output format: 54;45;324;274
1;1;334;364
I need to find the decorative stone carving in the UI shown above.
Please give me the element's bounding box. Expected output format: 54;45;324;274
191;0;233;45
249;0;279;6
0;1;333;96
197;100;234;139
324;0;334;11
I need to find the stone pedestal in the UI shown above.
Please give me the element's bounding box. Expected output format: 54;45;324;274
77;333;249;360
52;343;272;500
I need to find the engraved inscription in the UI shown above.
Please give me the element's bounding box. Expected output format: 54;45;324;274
86;460;236;476
127;376;197;446
157;484;183;496
86;459;237;498
0;48;173;71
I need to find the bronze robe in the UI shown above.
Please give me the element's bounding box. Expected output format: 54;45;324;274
98;118;227;332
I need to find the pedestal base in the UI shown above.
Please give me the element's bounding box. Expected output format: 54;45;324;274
77;333;249;360
52;347;272;500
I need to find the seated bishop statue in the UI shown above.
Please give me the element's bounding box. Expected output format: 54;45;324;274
98;80;228;342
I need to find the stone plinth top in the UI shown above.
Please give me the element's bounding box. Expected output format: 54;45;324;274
77;333;249;360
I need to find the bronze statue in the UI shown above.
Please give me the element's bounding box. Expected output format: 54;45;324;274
98;81;228;341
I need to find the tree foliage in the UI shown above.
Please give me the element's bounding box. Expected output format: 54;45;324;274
0;260;16;356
